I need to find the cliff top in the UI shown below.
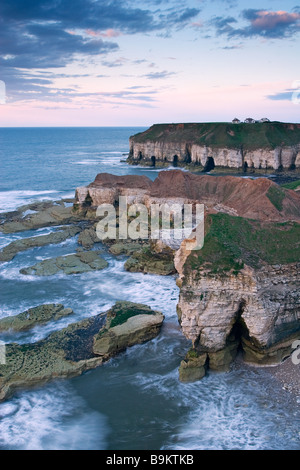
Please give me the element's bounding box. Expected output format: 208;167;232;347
130;122;300;150
78;170;300;223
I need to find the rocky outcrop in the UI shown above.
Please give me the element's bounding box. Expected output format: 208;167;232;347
20;251;108;276
0;226;81;262
0;200;82;234
175;213;300;379
74;170;300;223
75;173;152;214
128;122;300;170
0;302;164;402
124;246;175;276
0;304;73;332
73;170;300;377
93;302;164;358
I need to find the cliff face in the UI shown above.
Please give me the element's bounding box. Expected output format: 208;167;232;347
74;171;300;379
75;170;300;223
176;257;300;369
175;212;300;376
128;122;300;170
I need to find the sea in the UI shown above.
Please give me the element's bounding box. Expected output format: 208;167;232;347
0;127;299;450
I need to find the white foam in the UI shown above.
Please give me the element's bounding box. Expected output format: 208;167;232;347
0;190;59;213
0;383;108;450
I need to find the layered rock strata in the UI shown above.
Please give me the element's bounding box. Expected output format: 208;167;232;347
74;171;300;380
74;170;300;223
127;122;300;170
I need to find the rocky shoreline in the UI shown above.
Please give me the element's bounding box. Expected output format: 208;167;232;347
0;169;299;398
74;170;300;381
0;301;164;402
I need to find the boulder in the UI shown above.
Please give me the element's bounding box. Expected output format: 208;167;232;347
179;350;208;383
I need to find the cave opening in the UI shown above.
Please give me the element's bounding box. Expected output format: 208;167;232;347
151;156;156;167
83;192;93;208
228;299;249;356
243;161;248;173
203;156;215;172
173;155;178;167
138;151;143;161
185;145;192;164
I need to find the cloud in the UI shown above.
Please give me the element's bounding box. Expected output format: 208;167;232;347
142;70;176;80
211;9;300;40
0;0;200;102
267;90;294;101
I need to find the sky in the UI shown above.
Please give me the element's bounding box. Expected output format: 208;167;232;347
0;0;300;126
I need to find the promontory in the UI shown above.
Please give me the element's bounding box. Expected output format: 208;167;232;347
127;122;300;171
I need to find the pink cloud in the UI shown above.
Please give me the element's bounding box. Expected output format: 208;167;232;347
250;10;300;31
85;29;121;38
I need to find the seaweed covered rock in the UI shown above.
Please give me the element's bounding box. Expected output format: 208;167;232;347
124;246;175;276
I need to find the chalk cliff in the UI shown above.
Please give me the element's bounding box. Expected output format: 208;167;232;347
75;170;300;223
175;220;300;373
74;171;300;379
127;122;300;170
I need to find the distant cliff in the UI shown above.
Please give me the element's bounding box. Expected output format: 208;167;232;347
127;122;300;171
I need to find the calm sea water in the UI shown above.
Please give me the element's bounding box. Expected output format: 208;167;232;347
0;128;299;450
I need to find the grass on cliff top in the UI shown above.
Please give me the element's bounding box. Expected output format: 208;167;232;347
281;179;300;191
266;185;285;211
131;122;300;150
186;213;300;277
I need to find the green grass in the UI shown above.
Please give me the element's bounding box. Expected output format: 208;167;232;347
282;179;300;190
267;185;285;211
185;213;300;277
131;122;300;150
109;301;156;328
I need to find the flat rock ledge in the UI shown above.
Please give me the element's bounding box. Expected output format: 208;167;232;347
0;301;164;402
0;304;74;332
0;226;81;262
20;251;108;276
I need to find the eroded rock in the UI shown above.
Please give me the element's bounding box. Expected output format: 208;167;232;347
0;304;73;332
124;246;175;276
20;251;108;276
0;226;81;262
0;301;164;402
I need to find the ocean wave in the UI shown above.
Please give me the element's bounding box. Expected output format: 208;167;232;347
0;190;60;213
0;383;108;450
